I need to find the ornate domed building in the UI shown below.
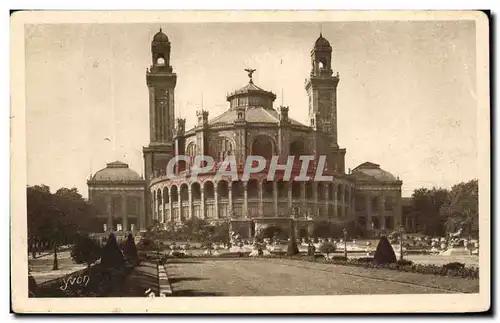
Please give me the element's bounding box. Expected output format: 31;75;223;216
87;161;145;233
143;30;366;239
89;29;403;237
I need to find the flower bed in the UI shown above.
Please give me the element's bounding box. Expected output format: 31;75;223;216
279;255;479;280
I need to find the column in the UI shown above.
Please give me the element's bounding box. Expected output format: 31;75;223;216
168;189;173;223
324;183;329;218
228;181;233;218
121;195;128;232
200;186;205;220
366;194;372;230
243;181;248;218
214;181;219;220
312;182;318;217
273;181;278;216
350;186;355;217
396;191;402;227
258;180;263;217
301;182;306;216
287;183;292;215
340;185;345;218
159;189;164;224
106;195;113;231
139;193;145;230
333;184;338;218
380;194;386;230
154;191;158;221
188;186;193;220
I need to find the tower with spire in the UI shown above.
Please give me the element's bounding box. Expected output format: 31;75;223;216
143;28;177;226
305;33;345;173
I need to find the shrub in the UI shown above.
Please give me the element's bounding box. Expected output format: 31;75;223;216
122;233;139;266
443;262;465;271
397;259;414;266
374;236;397;265
28;273;38;297
287;239;299;256
70;234;101;268
319;242;336;256
331;255;347;261
100;233;125;269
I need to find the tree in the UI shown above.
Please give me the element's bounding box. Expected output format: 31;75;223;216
440;179;478;239
123;233;139;265
71;234;101;268
101;233;125;268
411;187;450;236
374;236;397;265
27;185;99;247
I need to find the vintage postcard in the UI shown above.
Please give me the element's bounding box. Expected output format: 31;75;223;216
10;10;490;313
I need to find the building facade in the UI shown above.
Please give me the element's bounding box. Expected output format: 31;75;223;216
87;161;145;233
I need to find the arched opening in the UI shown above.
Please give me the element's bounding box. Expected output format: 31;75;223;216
170;185;178;202
156;57;165;65
204;181;214;199
218;181;229;199
328;183;334;200
231;181;244;198
277;180;287;198
328;204;334;218
305;182;313;199
289;139;306;156
247;179;259;198
371;196;379;213
262;181;274;198
318;58;327;70
317;183;325;201
214;137;233;162
191;182;201;201
186;143;197;157
251;135;274;160
156;189;162;205
337;184;342;201
292;181;301;198
180;184;189;201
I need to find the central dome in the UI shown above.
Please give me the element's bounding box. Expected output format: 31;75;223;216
92;161;142;182
351;162;398;182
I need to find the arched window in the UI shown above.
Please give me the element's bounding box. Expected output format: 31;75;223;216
186;142;197;157
289;139;306;156
214;137;233;162
251;135;274;160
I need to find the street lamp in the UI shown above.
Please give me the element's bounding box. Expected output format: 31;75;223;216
343;228;348;260
52;241;59;271
399;225;405;261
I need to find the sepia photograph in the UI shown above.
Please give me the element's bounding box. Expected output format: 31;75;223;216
10;10;490;313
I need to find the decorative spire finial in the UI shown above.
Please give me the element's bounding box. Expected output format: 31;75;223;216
244;68;256;83
159;27;162;33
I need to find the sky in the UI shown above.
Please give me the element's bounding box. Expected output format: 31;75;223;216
25;21;477;198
